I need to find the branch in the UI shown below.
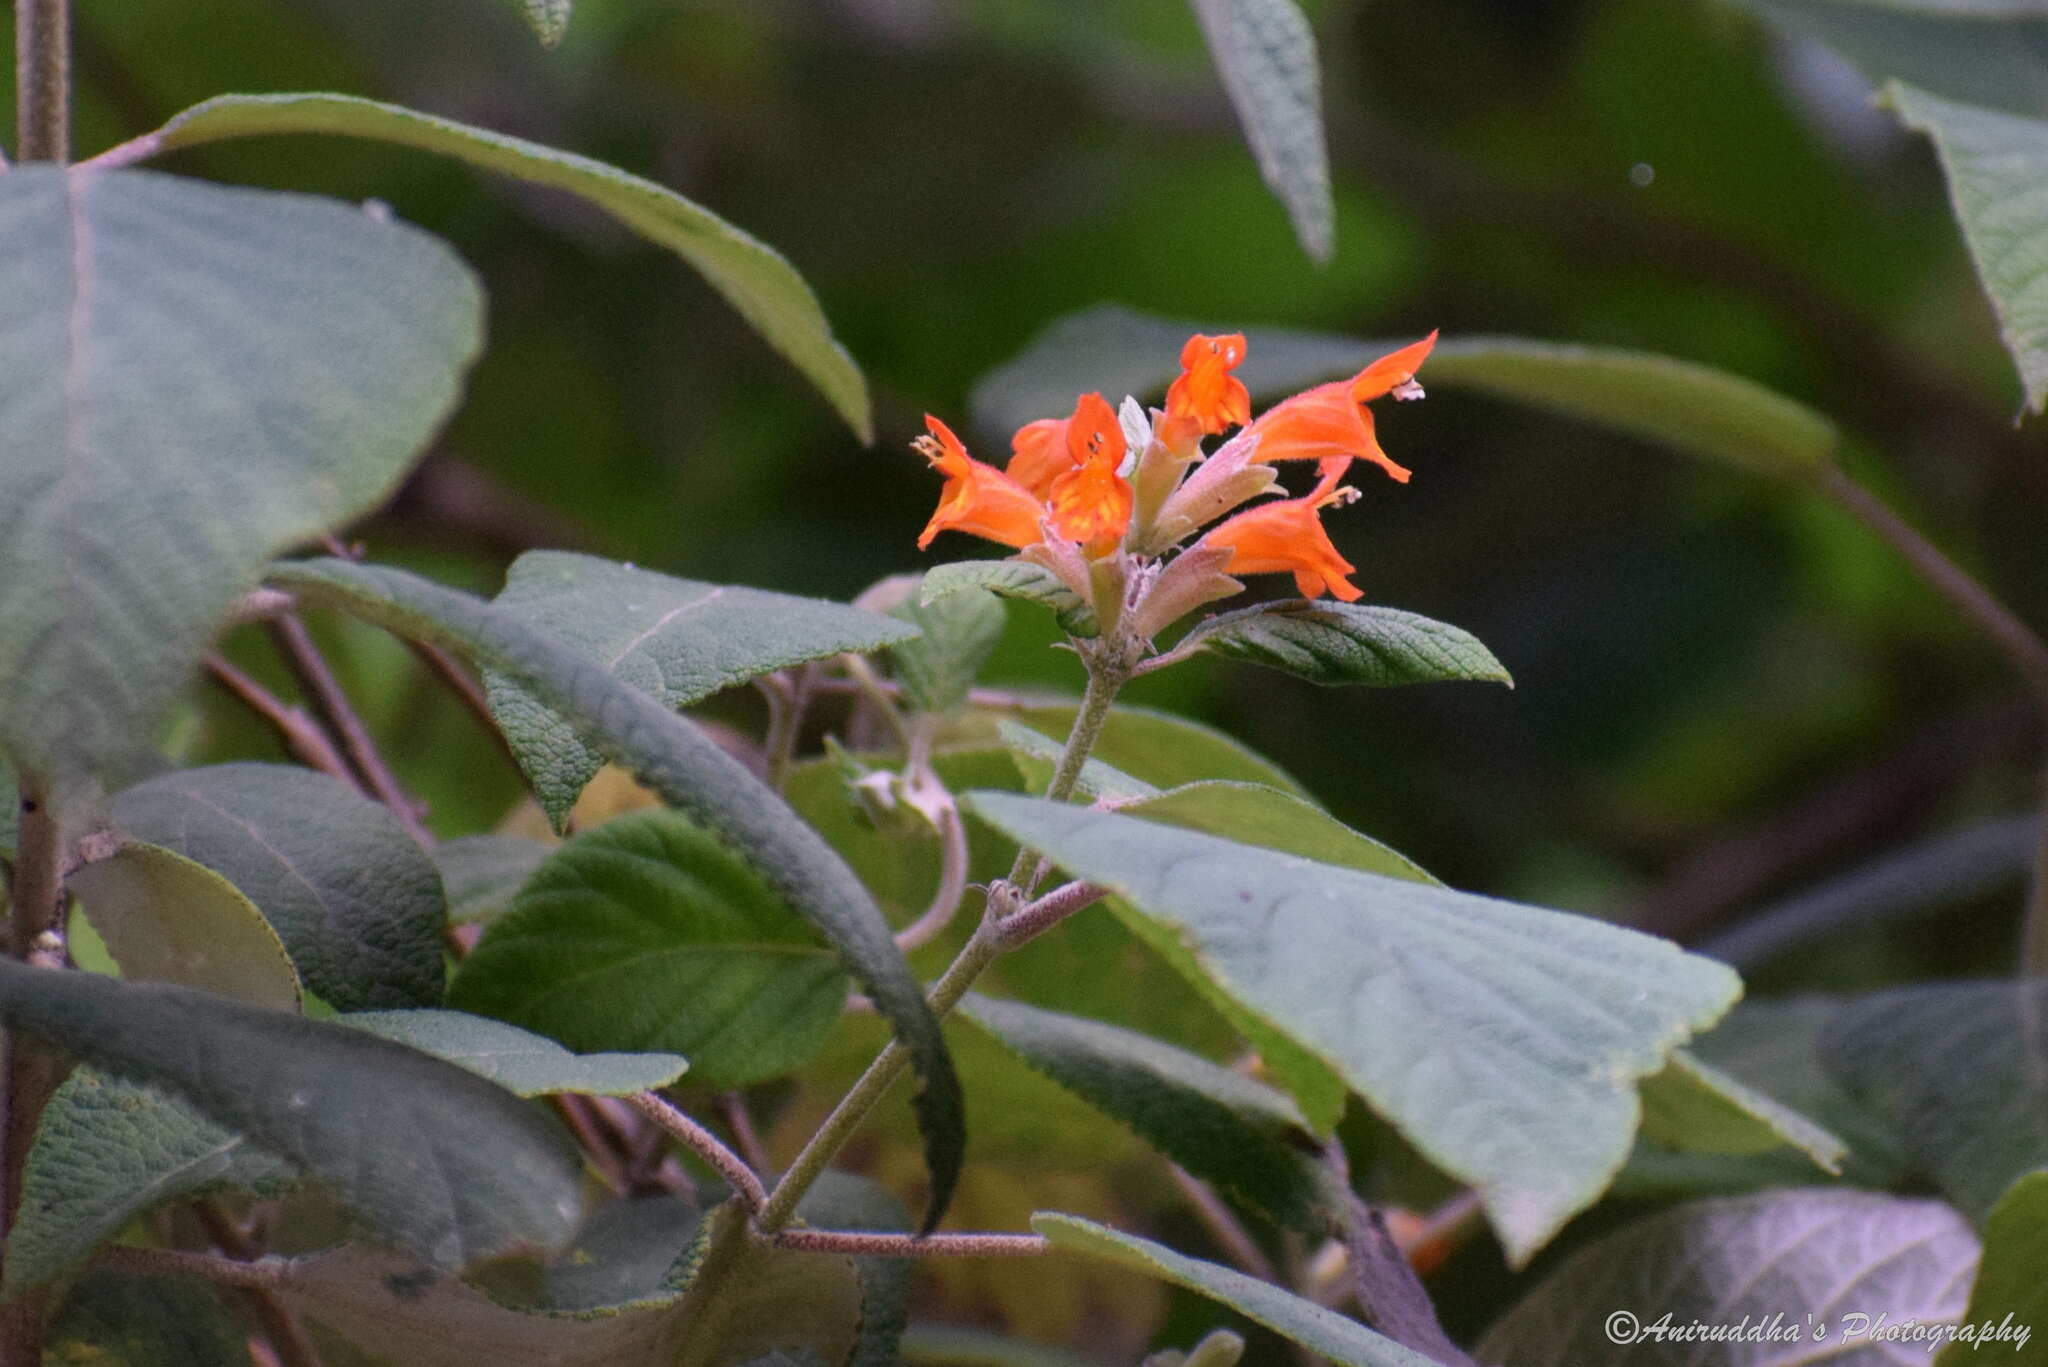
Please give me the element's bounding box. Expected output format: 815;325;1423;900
204;655;361;790
994;880;1108;951
265;614;431;845
629;1092;768;1212
770;1228;1048;1258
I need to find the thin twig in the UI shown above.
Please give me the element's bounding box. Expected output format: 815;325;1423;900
2;785;63;1365
549;1096;632;1196
1166;1164;1277;1284
994;880;1108;950
204;655;361;790
718;1093;773;1175
193;1202;324;1367
770;1229;1049;1258
15;0;70;164
629;1092;769;1212
95;1244;284;1290
404;638;525;770
265;614;431;845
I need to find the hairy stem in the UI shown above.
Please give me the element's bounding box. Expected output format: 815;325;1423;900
629;1092;767;1211
1004;659;1126;891
265;615;430;845
771;1228;1048;1257
1817;469;2048;973
14;0;69;164
2;785;63;1366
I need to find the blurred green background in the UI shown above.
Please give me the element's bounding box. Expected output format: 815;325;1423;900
38;0;2043;982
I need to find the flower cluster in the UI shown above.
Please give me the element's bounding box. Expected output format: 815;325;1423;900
915;329;1435;645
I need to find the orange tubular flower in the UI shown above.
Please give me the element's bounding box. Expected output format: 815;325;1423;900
1198;463;1364;602
1006;417;1071;499
1165;333;1251;436
1237;331;1437;484
915;415;1047;551
1045;393;1132;547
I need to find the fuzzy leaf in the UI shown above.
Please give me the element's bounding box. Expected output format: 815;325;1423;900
888;583;1007;715
483;551;916;829
997;721;1158;803
921;560;1099;638
1002;703;1309;796
129;93;870;437
1637;1049;1845;1171
1477;1191;1978;1365
1120;781;1438;885
0;167;480;789
1187;0;1335;262
269;556;962;1231
437;834;552;927
47;1272;246;1366
967;794;1741;1265
449;811;846;1089
1937;1171;2048;1367
340;1008;688;1096
0;959;582;1270
1177;600;1511;689
113;763;445;1010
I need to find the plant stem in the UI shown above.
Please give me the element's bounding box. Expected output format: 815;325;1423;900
192;1202;324;1367
265;615;431;845
1003;659;1126;890
1817;469;2048;974
628;1091;767;1211
14;0;69;164
892;804;970;952
2;785;62;1366
204;655;362;791
771;1229;1048;1257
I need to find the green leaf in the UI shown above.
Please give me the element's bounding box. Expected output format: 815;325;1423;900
510;0;570;45
794;1173;916;1367
1187;0;1334;262
997;721;1158;804
1031;1215;1437;1367
1938;1171;2048;1367
921;560;1099;638
3;1068;296;1301
0;167;480;789
129;93;870;438
450;810;846;1089
670;1205;868;1367
340;1008;688;1097
1119;781;1439;885
899;1326;1105;1367
1730;0;2048;117
113;763;445;1010
47;1271;246;1367
965;794;1741;1265
1886;81;2048;410
1175;601;1511;690
1822;977;2048;1222
961;994;1333;1230
437;834;553;927
1475;1191;1978;1365
69;843;302;1013
269;556;961;1231
540;1194;700;1312
969;306;1839;483
0;959;582;1271
1637;1049;1845;1171
1004;703;1309;797
481;552;915;829
887;580;1007;715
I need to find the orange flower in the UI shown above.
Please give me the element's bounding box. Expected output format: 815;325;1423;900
1237;331;1436;484
916;416;1047;551
1045;393;1132;547
1198;462;1364;601
1006;417;1070;499
1165;333;1251;435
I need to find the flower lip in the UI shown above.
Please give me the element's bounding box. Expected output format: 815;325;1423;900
916;414;1050;551
1166;331;1253;436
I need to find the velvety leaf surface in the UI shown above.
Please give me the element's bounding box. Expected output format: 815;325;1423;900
1119;781;1438;885
449;810;846;1088
922;560;1099;638
0;167;479;789
1178;601;1511;690
2;1068;295;1300
47;1271;246;1366
1822;978;2048;1222
961;994;1333;1229
1477;1191;1979;1366
134;93;870;437
888;581;1007;715
997;721;1158;803
540;1194;701;1312
483;552;916;827
269;557;961;1231
1032;1215;1437;1367
113;763;445;1010
437;833;552;926
1003;703;1309;796
0;959;581;1270
1937;1171;2048;1366
1188;0;1334;262
341;1008;688;1096
69;843;302;1012
1887;82;2048;410
1637;1049;1845;1171
967;794;1741;1264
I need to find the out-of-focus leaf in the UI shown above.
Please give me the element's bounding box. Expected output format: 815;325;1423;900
0;959;581;1271
540;1194;701;1312
269;557;961;1232
1733;0;2048;117
1637;1050;1845;1170
450;811;846;1089
1887;81;2048;409
509;0;570;45
69;843;302;1012
898;1325;1104;1367
1119;781;1438;885
888;580;1007;715
1003;703;1309;797
437;834;552;927
967;795;1741;1265
113;763;444;1010
1937;1171;2048;1366
340;1008;688;1096
1823;978;2048;1221
1031;1215;1437;1367
120;93;871;438
0;167;479;790
1476;1191;1978;1365
961;994;1334;1230
482;552;915;828
3;1068;295;1301
1186;0;1334;262
997;722;1158;803
46;1271;246;1366
1174;600;1511;690
921;560;1099;638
